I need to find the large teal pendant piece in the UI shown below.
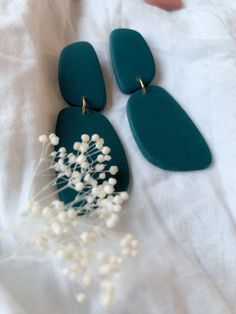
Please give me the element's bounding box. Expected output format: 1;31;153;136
56;107;129;205
127;86;212;171
110;28;212;171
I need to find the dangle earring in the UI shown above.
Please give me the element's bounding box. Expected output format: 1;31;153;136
110;28;212;171
55;42;129;205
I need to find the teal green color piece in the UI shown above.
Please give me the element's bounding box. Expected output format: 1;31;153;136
127;86;212;171
58;42;106;111
56;107;129;205
110;29;156;94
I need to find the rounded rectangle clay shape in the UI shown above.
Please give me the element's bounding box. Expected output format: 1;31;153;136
59;42;106;110
110;29;156;94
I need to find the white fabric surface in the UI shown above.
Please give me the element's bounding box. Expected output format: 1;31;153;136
1;0;236;313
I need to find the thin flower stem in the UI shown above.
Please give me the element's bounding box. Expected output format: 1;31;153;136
32;175;59;200
36;183;69;203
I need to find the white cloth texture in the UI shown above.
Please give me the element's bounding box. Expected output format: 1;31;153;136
0;0;236;313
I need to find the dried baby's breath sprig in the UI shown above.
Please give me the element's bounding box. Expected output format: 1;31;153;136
0;133;140;307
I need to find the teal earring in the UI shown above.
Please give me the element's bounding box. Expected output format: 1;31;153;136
110;28;212;171
55;42;129;205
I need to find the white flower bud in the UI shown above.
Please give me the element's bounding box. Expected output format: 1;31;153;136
81;162;89;169
97;154;104;163
52;223;62;235
91;134;100;142
39;134;48;143
80;143;89;153
77;154;86;164
51;136;59;146
104;184;114;195
76;293;87;304
81;134;90;142
73;142;81;150
102;146;111;155
120;191;129;200
76;182;84;192
49;133;56;140
108;178;117;186
57;211;67;222
99;173;106;179
109;166;118;175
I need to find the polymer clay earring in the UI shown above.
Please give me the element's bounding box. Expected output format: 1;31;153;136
110;29;212;171
55;42;129;204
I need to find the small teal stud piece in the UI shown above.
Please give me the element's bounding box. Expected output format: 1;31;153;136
59;42;106;110
110;29;156;94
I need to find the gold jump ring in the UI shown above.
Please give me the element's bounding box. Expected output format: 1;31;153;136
137;77;146;94
82;96;86;114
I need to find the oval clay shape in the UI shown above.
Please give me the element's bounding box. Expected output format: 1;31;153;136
127;86;212;171
55;107;129;205
110;29;156;94
59;42;106;110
